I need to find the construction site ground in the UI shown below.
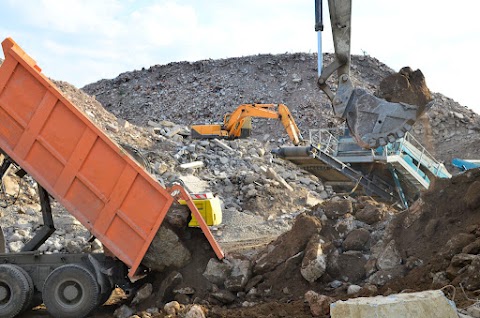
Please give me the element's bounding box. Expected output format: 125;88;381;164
2;52;480;317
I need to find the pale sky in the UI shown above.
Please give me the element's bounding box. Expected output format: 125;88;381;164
1;0;479;112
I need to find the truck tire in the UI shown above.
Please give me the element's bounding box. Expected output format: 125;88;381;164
0;264;31;318
15;266;34;313
43;264;100;318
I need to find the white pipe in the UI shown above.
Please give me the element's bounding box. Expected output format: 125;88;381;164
317;32;323;76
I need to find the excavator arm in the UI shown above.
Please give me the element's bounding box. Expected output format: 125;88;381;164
191;104;303;145
316;0;432;149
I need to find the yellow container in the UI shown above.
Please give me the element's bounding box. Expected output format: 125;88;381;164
179;195;222;227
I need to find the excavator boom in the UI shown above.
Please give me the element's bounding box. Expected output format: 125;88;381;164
316;0;432;148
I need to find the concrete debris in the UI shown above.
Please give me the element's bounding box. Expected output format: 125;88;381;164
179;161;205;169
300;234;327;283
330;290;458;318
142;224;191;271
224;258;252;291
266;167;293;192
203;258;232;286
377;240;402;270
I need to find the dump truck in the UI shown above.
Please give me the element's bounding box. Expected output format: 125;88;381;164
0;38;224;318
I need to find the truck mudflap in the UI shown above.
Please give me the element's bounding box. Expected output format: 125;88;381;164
0;38;223;279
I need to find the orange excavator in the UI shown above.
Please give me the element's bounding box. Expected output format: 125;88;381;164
191;103;303;145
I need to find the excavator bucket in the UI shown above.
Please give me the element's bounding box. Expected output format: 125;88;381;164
345;88;433;149
317;0;433;149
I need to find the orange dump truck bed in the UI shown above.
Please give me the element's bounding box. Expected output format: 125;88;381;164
0;38;223;278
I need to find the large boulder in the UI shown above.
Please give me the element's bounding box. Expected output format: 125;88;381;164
142;224;191;272
203;258;232;286
254;214;322;274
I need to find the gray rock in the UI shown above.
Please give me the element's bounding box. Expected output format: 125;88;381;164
211;289;236;304
155;271;183;306
300;234;327;283
113;305;134;318
142;224;191;272
203;258;232;285
367;266;405;286
224;259;252;292
347;284;362;295
132;283;153;305
377;240;402;270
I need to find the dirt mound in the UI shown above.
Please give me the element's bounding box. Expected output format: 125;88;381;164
378;168;480;302
376;66;433;115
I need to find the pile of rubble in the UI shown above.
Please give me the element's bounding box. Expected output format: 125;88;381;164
82;52;480;171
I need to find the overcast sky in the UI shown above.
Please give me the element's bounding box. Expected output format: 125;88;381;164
0;0;478;112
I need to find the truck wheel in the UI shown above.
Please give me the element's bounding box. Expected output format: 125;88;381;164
0;264;31;318
16;266;34;312
43;264;100;318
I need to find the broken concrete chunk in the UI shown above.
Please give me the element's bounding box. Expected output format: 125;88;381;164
366;267;405;286
330;290;457;318
213;139;234;152
266;167;293;192
301;234;327;283
166;125;182;138
113;305;134;318
224;259;252;292
377;240;402;270
203;258;232;286
185;305;206;318
180;161;205;169
164;301;181;316
142;225;191;272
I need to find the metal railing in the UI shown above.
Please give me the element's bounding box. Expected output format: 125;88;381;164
309;127;450;178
